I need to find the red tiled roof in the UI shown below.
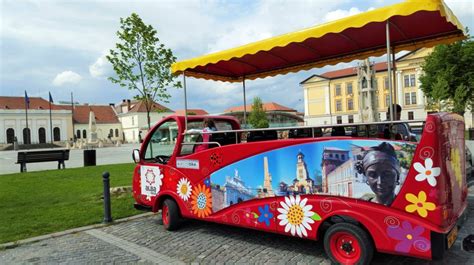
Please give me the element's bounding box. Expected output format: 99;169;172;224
321;62;388;79
62;105;119;124
128;100;172;113
0;96;64;110
224;102;296;113
175;109;208;115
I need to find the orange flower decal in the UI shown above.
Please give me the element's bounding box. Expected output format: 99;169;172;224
191;184;212;218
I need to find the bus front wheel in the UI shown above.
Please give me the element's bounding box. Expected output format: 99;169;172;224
162;199;181;231
324;222;374;265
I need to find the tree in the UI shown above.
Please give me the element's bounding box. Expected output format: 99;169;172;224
248;97;269;128
107;13;181;130
419;37;474;115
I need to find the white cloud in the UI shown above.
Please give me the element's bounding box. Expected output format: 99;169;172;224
89;53;112;78
52;71;82;87
324;7;363;22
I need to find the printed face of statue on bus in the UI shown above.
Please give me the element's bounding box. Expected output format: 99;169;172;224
359;142;400;206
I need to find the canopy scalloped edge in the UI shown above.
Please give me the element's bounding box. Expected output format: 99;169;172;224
171;0;466;83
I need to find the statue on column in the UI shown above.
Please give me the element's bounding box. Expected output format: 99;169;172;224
357;59;380;122
88;111;98;144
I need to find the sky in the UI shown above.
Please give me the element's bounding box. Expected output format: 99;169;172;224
1;0;473;113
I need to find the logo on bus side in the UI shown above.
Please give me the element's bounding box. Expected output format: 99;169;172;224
140;166;164;198
177;159;200;170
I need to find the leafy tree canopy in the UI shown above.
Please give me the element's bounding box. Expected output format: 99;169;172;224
248;97;269;128
107;13;181;129
419;37;473;115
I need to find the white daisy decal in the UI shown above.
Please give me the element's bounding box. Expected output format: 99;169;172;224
414;158;441;187
176;178;192;201
277;195;316;238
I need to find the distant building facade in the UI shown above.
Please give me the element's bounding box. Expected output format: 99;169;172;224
223;102;304;128
301;48;473;128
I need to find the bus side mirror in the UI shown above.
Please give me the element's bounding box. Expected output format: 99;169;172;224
132;149;140;163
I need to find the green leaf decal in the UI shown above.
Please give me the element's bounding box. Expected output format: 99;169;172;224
311;213;321;221
252;212;259;218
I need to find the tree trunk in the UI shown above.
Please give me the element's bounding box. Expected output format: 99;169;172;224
147;110;151;131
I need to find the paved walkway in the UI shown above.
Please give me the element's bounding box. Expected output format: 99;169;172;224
1;199;473;264
0;144;140;175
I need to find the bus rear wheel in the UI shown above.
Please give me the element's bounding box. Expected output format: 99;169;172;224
324;222;374;265
162;199;181;231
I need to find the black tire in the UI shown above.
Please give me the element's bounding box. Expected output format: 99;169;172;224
162;199;181;231
323;222;374;265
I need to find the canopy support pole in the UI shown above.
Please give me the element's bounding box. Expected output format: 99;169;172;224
386;21;394;122
392;48;397;105
242;77;247;128
183;72;188;131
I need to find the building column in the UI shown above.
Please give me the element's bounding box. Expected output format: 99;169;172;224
396;70;403;106
304;87;309;116
325;85;330;115
416;68;425;106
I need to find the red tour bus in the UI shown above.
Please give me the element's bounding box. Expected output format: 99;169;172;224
132;0;468;263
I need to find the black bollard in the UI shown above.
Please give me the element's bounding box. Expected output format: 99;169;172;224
102;171;113;223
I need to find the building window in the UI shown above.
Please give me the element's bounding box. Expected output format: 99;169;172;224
385;94;390;107
76;130;81;139
23;128;31;144
6;128;15;144
346;83;353;95
336;100;342;112
336;116;342;124
132;116;135;126
405;93;411;105
109;129;114;138
384;77;389;90
53;127;61;141
408;111;414;120
348;115;354;124
335;84;341;96
411;92;417;105
83;129;87;139
404;74;416;87
115;129;119;137
38;127;46;143
347;99;353;110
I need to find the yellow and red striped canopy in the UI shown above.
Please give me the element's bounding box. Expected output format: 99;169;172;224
172;0;465;82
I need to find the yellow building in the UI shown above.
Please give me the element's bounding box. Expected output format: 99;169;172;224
301;48;473;127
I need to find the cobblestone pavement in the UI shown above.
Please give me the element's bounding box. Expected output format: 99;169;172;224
1;199;473;264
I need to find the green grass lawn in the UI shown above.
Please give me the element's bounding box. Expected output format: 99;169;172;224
0;163;142;244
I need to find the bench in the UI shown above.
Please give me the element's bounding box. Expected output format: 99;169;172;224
16;149;70;172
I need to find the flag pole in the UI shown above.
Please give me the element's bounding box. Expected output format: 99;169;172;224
71;92;75;141
49;92;53;144
24;91;29;144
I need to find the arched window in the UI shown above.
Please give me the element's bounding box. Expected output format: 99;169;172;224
38;127;46;143
109;129;114;138
23;128;31;144
53;127;60;141
6;128;15;144
76;130;81;139
115;129;119;137
82;129;87;139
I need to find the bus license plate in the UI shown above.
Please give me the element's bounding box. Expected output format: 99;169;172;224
447;226;458;249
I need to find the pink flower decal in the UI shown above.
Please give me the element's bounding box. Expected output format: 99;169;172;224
387;221;430;253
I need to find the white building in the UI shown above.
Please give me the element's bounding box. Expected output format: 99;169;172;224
0;97;175;145
115;99;174;143
0;97;73;145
